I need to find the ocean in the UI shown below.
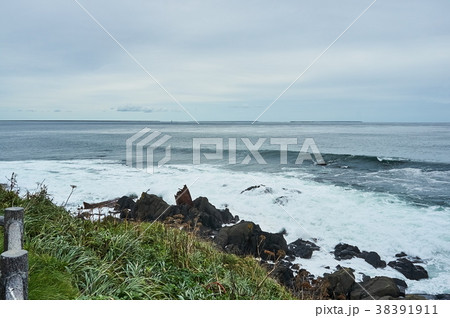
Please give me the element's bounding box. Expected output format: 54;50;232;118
1;120;449;295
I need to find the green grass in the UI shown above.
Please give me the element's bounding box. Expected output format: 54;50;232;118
0;186;292;300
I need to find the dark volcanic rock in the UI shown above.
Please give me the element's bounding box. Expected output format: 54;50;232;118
240;184;273;194
288;239;320;259
117;196;136;210
392;278;407;296
324;268;355;299
361;273;371;283
350;276;401;300
133;193;170;221
436;294;450;300
360;251;386;268
388;258;429;280
395;252;407;258
192;197;237;229
117;196;136;219
334;243;361;260
334;243;387;268
128;192;238;234
215;221;288;260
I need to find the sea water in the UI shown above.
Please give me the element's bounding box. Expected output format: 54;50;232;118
0;121;449;294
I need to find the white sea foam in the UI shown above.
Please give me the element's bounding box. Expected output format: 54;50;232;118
1;159;449;295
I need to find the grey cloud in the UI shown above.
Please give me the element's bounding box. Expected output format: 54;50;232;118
116;106;170;113
0;0;449;121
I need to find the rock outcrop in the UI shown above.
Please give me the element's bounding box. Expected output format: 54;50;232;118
350;276;401;300
288;239;320;259
388;258;429;280
334;243;386;268
123;190;238;234
324;267;355;299
215;221;288;260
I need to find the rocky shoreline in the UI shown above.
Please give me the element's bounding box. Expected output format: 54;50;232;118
79;185;448;300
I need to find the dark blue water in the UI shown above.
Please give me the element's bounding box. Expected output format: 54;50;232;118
1;120;449;207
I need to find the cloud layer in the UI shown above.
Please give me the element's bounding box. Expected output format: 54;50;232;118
1;0;449;121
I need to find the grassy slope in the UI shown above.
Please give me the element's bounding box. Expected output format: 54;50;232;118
0;187;291;300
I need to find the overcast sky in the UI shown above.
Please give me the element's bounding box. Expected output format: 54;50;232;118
1;0;449;122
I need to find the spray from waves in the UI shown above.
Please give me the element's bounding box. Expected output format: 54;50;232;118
1;159;449;294
154;147;450;208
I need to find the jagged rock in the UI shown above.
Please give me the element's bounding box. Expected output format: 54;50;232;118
117;196;136;219
388;258;429;280
392;278;407;296
288;239;320;259
127;192;238;234
117;196;136;211
334;243;361;260
133;193;170;221
192;197;237;229
324;268;355;299
240;184;273;194
360;251;386;268
350;276;401;300
395;252;407;258
215;221;288;260
361;273;371;283
334;243;387;268
174;185;193;207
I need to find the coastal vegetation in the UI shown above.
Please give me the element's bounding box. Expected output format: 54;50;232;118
0;185;291;300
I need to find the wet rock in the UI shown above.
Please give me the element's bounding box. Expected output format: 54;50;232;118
129;191;238;234
324;267;355;299
360;251;386;268
215;221;288;260
350;276;401;300
392;278;407;296
334;243;387;268
288;239;320;259
334;243;361;260
133;193;170;221
435;294;450;300
117;196;136;210
192;197;237;229
361;273;371;283
117;196;136;219
240;184;273;194
388;258;429;280
395;252;407;258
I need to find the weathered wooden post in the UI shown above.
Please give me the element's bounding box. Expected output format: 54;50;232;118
0;207;27;300
0;250;28;300
3;207;24;251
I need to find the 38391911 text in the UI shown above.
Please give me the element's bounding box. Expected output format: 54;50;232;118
376;304;438;315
